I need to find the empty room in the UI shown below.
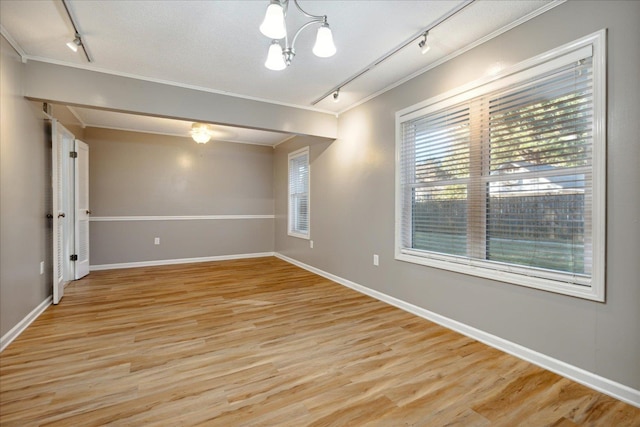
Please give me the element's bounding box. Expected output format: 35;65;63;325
1;0;639;425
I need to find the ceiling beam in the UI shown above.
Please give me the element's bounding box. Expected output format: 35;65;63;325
23;61;337;139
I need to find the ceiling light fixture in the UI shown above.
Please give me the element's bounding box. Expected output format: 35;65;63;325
190;123;213;144
260;0;336;70
66;34;81;52
332;89;340;103
61;0;92;62
310;0;475;106
418;32;430;54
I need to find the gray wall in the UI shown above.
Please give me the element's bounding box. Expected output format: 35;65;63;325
0;37;51;337
85;128;274;265
275;1;640;390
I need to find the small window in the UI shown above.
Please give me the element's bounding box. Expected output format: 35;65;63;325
288;147;310;239
395;31;606;301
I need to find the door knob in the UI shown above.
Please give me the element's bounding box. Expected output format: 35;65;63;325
86;210;92;215
58;213;66;218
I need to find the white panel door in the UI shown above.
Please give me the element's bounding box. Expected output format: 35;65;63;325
74;139;90;279
52;120;75;304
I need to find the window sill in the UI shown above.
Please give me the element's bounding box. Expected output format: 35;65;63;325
395;250;604;302
288;231;310;240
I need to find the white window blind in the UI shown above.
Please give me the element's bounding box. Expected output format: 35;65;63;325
396;31;605;300
288;147;310;238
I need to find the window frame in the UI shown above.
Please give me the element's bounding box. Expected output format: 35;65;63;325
288;146;310;239
395;30;606;301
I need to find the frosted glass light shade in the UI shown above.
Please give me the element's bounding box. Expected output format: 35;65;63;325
191;123;212;144
260;2;286;40
265;41;286;70
312;24;336;58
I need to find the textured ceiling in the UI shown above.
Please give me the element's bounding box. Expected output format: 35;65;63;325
1;0;558;142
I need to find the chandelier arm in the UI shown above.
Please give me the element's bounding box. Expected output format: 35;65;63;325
289;18;323;52
292;0;325;20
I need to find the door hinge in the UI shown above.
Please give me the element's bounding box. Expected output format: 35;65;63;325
70;254;78;261
70;151;78;158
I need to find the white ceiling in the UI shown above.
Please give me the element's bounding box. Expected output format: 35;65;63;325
1;0;558;145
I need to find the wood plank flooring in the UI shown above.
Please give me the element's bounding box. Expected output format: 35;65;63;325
1;257;638;426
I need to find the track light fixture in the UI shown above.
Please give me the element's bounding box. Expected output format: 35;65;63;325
418;32;430;54
310;0;474;106
332;89;340;103
61;0;92;62
190;123;214;144
260;0;336;70
66;34;81;52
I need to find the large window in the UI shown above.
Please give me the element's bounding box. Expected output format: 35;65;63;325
395;31;606;301
288;147;310;239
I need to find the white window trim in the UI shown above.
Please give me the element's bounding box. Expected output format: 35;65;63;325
288;146;310;239
395;30;606;302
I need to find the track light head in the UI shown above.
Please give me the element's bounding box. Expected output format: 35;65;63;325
332;90;340;103
418;32;430;54
66;35;81;52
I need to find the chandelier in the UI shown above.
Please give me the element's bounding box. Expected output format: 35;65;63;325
259;0;336;71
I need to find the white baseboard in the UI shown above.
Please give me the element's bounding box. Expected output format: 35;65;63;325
274;253;640;408
90;252;275;271
0;296;52;353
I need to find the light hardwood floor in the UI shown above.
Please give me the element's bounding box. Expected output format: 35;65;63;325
1;257;638;426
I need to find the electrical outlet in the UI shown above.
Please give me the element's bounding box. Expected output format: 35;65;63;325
40;261;45;275
310;240;314;249
154;237;160;245
373;254;379;266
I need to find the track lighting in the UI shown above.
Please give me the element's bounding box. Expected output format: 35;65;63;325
311;1;473;106
190;123;213;144
66;34;81;52
61;0;92;62
418;32;430;54
260;0;336;70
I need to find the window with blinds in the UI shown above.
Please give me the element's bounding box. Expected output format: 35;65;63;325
395;31;606;301
288;147;310;239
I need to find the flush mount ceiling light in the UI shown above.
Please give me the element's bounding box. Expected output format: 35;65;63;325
418;31;431;54
260;0;336;70
190;123;214;144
